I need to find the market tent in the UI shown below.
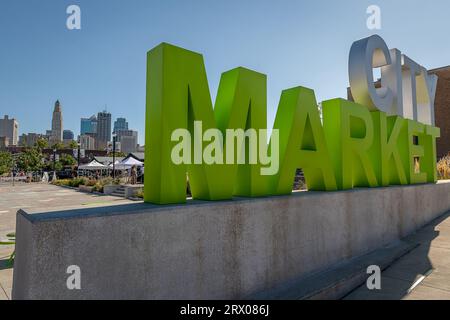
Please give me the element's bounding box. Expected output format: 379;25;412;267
117;157;144;169
78;159;108;170
108;160;121;168
95;156;125;166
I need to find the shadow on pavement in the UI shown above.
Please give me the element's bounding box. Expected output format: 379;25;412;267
0;258;13;271
344;213;447;300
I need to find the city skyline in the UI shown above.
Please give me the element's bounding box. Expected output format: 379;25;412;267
3;0;450;147
2;101;142;146
2;99;140;151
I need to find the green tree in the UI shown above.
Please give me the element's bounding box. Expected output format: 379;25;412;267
0;151;13;175
35;138;49;150
67;140;78;149
51;142;65;150
59;154;76;167
110;151;126;157
16;148;43;172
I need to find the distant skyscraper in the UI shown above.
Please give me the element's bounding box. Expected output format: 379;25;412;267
80;115;97;135
80;134;96;150
50;100;63;144
19;133;45;147
117;129;138;154
0;136;9;149
63;130;74;141
113;117;128;134
96;111;112;150
0;115;19;146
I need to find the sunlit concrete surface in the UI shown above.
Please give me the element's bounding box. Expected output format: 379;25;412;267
12;181;450;300
0;182;137;300
345;211;450;300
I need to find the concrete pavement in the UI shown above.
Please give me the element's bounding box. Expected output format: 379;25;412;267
0;182;136;300
345;211;450;300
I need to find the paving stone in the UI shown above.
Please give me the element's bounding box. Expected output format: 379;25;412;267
404;284;450;300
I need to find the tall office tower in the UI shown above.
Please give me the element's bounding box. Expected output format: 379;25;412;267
116;129;138;154
0;115;19;146
80;134;96;150
63;130;74;144
50;100;63;144
113;117;128;134
80;115;98;135
96;111;112;150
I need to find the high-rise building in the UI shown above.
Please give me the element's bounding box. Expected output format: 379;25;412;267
63;130;75;146
80;134;96;150
50;100;63;144
63;130;74;141
0;115;19;146
19;133;45;147
0;136;9;150
80;115;98;135
116;129;138;154
96;111;112;150
113;117;128;134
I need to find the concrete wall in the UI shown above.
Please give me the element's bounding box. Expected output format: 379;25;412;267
124;185;143;198
103;184;119;195
12;181;450;300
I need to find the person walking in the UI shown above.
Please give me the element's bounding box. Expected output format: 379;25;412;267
131;165;137;185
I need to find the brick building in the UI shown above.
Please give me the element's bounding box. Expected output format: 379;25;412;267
347;66;450;159
428;66;450;159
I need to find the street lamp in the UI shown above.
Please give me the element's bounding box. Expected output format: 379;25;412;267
112;134;117;179
53;148;57;180
76;141;81;178
77;142;81;167
11;156;16;187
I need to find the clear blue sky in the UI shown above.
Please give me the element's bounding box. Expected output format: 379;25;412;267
1;0;450;145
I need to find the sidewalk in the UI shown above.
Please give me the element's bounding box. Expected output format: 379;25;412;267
0;254;13;300
0;183;136;300
345;211;450;300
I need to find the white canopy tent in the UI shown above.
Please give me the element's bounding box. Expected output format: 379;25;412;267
78;159;109;178
79;160;109;170
111;157;144;170
120;157;144;168
109;156;144;183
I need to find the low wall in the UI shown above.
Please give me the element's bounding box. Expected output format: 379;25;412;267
12;181;450;300
124;185;143;198
103;184;119;195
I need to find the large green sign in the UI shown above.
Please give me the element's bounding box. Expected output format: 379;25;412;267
144;37;440;205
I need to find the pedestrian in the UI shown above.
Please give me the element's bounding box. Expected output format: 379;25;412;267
131;165;137;185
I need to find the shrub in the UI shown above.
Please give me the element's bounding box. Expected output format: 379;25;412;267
52;179;71;187
91;177;116;193
135;189;144;199
53;177;88;188
437;155;450;180
69;177;88;188
93;182;104;193
86;179;97;187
